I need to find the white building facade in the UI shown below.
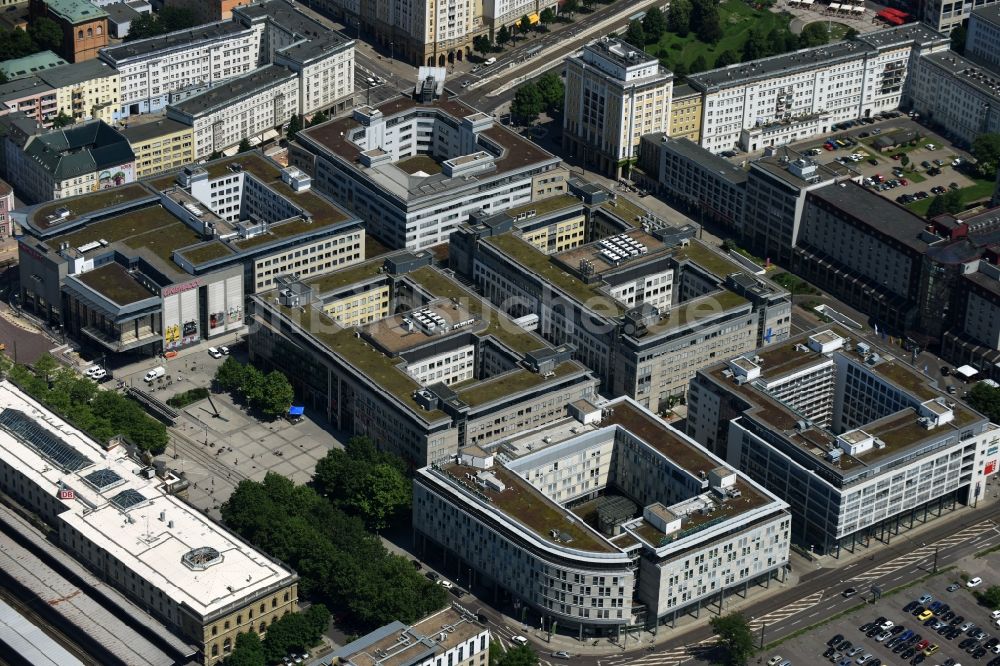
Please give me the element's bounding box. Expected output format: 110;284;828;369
967;4;1000;72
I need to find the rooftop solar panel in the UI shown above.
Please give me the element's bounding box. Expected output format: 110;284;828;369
0;408;93;473
82;468;125;492
110;488;146;512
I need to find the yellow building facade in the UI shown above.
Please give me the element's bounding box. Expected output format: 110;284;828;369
669;84;703;143
323;283;391;327
123;119;195;179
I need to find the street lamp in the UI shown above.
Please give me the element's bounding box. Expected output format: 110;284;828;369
390;40;394;62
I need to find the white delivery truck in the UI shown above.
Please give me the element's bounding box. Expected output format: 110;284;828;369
144;366;166;382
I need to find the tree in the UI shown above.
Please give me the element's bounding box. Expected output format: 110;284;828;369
158;6;197;32
313;437;411;531
951;24;967;55
667;0;691;37
33;353;59;385
215;356;247;393
540;8;555;25
799;22;830;48
511;82;543;124
562;0;579;17
473;35;492;56
968;382;1000;423
536;71;564;114
715;49;739;67
642;6;667;42
979;585;1000;609
308;110;328;127
496;25;511;46
691;0;722;43
490;642;539;666
225;632;265;666
259;370;295;420
900;154;910;168
845;27;859;40
743;28;769;61
691;55;709;74
709;613;757;666
51;111;75;129
926;189;963;218
286;114;302;140
624;19;646;47
238;138;253;153
126;13;161;41
27;17;62;53
971;133;1000;178
519;14;532;34
0;28;35;61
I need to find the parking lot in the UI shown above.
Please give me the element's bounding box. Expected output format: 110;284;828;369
764;552;1000;666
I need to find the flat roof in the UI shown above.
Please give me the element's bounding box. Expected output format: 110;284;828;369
100;20;248;62
0;382;296;619
971;2;1000;26
168;65;296;118
807;181;931;253
332;607;486;666
28;183;153;231
660;136;748;185
751;153;849;189
121;118;190;144
43;0;108;23
37;59;117;88
920;52;1000;104
298;95;558;201
73;262;156;305
688;41;868;92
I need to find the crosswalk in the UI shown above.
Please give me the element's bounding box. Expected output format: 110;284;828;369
851;521;997;582
748;591;826;629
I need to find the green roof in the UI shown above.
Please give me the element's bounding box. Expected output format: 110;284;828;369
673;242;745;277
645;290;748;335
504;194;582;219
309;260;387;295
123;223;202;263
600;196;651;225
176;241;235;265
75;262;155;305
484;234;624;316
0;51;68;80
455;361;578;406
48;204;179;251
32;183;152;230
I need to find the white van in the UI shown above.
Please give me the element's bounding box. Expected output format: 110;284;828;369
144;366;166;382
511;636;528;646
484;57;496;66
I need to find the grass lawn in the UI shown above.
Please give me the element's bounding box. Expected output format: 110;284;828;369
651;0;791;70
805;21;851;40
906;177;997;217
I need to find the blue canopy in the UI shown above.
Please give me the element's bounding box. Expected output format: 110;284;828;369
288;405;305;416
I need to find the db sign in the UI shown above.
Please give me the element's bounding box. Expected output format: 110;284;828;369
58;489;75;500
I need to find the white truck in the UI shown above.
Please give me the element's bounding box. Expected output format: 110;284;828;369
144;366;166;382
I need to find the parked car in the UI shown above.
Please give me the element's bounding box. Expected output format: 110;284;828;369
552;652;572;660
769;657;784;666
208;347;223;358
830;635;846;647
905;602;921;613
219;346;230;355
511;636;528;646
878;631;894;642
970;578;985;588
919;610;935;621
917;640;931;651
825;648;838;659
858;654;874;664
948;584;961;592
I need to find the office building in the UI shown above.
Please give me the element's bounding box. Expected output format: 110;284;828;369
165;0;247;22
907;51;1000;147
453;212;791;413
414;396;791;634
29;0;109;62
687;328;999;555
328;606;490;666
967;4;1000;73
563;38;673;179
13;152;364;354
0;381;299;665
668;83;702;143
249;251;600;467
741;148;854;266
637;135;747;231
0;115;135;203
294;91;566;251
122;118;196;178
921;0;1000;35
687;24;949;153
99;22;263;118
166;65;300;159
0;178;12;237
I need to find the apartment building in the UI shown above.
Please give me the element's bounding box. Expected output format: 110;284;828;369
100;22;262;118
294;92;566;251
41;59;119;124
0;179;13;237
688;328;999;555
637;135;747;231
563;38;673;179
414;396;790;634
0;382;299;665
12;153;364;354
453;213;791;413
0;78;57;126
122;118;195;178
329;606;490;666
907;50;1000;147
741;148;855;266
0;115;135;203
669;83;702;143
166;66;299;159
30;0;109;62
687;23;949;153
920;0;1000;34
249;251;600;466
967;4;1000;73
483;0;558;37
165;0;247;22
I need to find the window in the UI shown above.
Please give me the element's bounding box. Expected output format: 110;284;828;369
223;638;232;654
78;30;84;40
87;28;93;38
